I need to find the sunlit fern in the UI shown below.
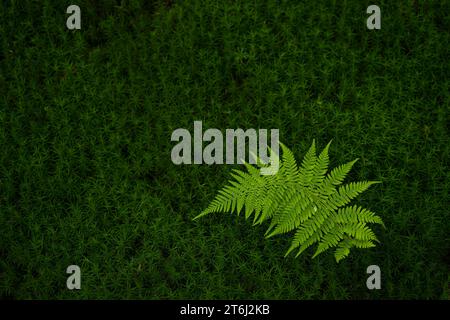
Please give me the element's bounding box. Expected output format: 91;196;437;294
193;140;384;262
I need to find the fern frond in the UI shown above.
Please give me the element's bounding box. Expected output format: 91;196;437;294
311;140;332;187
257;173;295;225
328;181;381;210
266;188;312;237
289;217;336;258
334;205;384;226
318;159;359;195
339;222;378;241
334;239;352;262
285;210;327;252
280;142;299;180
193;168;260;220
298;140;317;185
350;239;377;248
195;140;384;262
291;233;321;258
312;228;344;258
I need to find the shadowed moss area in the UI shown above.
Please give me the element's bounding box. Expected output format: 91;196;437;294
0;0;448;299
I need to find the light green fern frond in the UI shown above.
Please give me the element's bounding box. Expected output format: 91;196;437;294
311;140;331;187
194;140;384;262
298;140;317;186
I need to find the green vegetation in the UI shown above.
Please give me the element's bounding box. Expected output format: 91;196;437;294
195;140;384;262
0;0;449;299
